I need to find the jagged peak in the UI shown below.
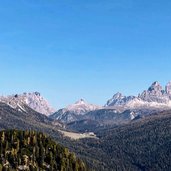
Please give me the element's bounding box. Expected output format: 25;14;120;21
165;81;171;95
152;81;160;85
72;99;100;110
51;99;101;122
21;92;41;96
148;81;162;91
0;92;55;116
166;81;171;86
75;98;86;104
112;92;124;99
105;81;171;108
11;92;41;98
34;92;41;96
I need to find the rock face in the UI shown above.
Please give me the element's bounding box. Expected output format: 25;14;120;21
138;81;168;103
63;99;100;115
105;92;138;107
105;81;171;109
50;99;101;123
165;81;171;96
0;92;55;116
148;81;163;93
69;81;171;130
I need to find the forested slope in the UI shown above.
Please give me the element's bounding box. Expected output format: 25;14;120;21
0;130;87;171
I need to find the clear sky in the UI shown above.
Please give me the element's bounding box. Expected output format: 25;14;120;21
0;0;171;109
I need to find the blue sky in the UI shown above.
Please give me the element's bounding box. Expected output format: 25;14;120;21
0;0;171;109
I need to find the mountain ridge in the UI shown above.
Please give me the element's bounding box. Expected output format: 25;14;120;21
105;81;171;109
50;99;101;123
0;92;55;116
1;81;171;124
50;81;171;124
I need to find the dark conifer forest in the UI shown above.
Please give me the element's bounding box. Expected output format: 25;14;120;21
0;130;87;171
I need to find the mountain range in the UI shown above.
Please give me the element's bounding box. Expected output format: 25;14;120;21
0;81;171;170
105;81;171;109
1;81;171;125
50;81;171;125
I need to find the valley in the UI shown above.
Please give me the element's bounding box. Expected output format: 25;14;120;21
1;1;170;170
0;81;171;170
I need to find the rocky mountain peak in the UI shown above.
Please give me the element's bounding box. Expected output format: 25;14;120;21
67;99;100;112
75;99;86;104
106;81;171;109
105;92;126;107
139;81;164;102
34;92;41;96
113;92;124;99
49;100;101;123
0;92;55;116
165;81;171;95
148;81;163;93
